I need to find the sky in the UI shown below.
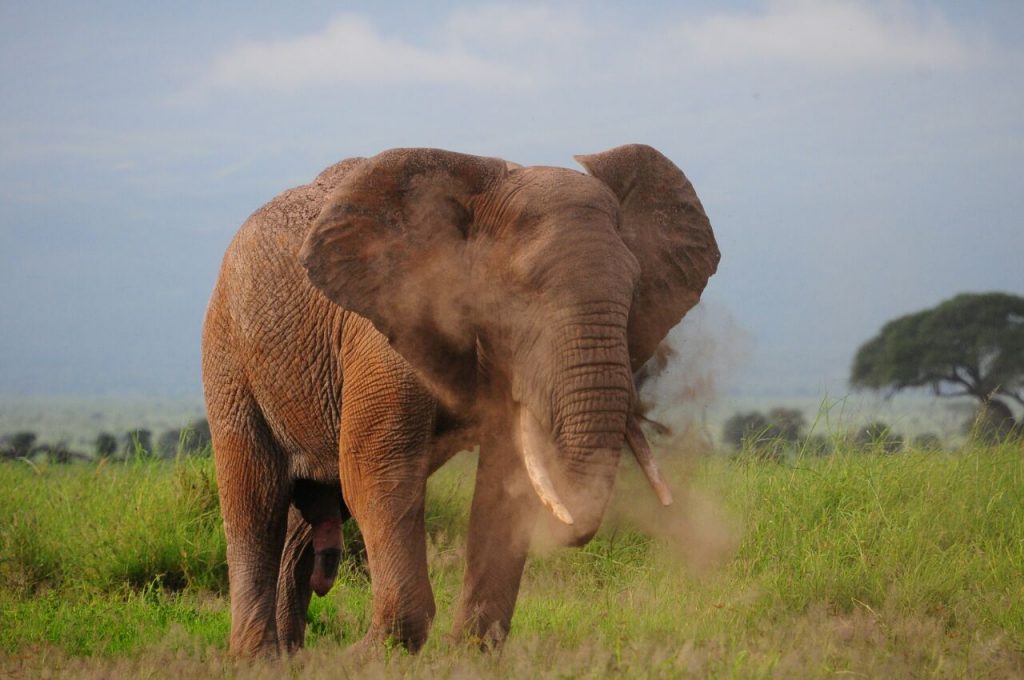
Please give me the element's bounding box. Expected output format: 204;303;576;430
1;0;1022;398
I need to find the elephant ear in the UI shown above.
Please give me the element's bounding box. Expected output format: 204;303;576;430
575;144;720;371
299;148;508;405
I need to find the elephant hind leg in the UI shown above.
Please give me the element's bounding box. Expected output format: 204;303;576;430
208;395;291;657
276;506;315;653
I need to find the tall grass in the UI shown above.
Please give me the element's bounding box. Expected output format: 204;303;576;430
0;454;225;595
1;440;1022;676
725;446;1024;626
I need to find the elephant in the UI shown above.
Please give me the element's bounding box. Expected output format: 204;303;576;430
201;143;720;656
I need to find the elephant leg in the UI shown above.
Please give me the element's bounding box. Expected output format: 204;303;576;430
452;434;540;646
276;506;315;653
209;398;290;656
339;342;436;652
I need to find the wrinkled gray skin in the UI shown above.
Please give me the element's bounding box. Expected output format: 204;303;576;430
201;144;719;656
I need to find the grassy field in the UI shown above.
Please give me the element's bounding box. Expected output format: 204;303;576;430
1;440;1022;678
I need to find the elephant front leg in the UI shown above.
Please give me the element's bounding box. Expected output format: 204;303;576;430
340;445;436;652
339;346;437;653
452;436;540;646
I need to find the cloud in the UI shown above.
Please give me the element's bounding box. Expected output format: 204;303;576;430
201;13;532;92
673;0;978;71
444;4;590;52
195;3;984;97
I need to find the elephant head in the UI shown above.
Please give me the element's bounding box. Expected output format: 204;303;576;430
299;144;719;544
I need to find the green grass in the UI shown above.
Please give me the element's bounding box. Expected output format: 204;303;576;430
0;454;225;595
2;440;1023;677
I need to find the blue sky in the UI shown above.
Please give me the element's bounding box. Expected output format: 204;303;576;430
1;1;1022;396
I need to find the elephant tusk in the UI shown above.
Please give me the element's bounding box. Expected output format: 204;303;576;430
519;407;575;526
625;417;674;507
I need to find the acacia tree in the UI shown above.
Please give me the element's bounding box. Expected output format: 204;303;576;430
851;293;1024;415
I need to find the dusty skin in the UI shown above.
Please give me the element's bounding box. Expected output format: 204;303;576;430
201;144;719;655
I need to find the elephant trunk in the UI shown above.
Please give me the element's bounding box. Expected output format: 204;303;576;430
551;388;629;545
518;390;673;546
518;315;634;546
517;403;623;547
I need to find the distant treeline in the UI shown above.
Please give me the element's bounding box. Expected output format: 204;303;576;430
0;418;211;463
722;403;1020;459
4;406;1018;465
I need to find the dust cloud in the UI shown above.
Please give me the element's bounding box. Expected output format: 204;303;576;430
606;300;754;574
605;465;740;576
637;300;754;450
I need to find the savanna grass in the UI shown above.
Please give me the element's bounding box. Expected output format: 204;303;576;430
0;453;225;596
1;438;1022;677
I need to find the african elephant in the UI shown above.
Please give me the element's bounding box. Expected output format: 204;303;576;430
201;144;720;656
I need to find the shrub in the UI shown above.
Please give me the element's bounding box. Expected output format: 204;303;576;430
723;408;807;458
853;421;903;453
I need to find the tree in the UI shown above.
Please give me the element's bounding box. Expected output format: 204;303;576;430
157;419;213;458
853;421;903;454
184;418;212;453
963;400;1019;443
722;408;807;453
766;407;806;442
5;432;37;458
122;429;153;458
157;429;182;458
851;292;1024;417
722;411;770;449
95;432;118;458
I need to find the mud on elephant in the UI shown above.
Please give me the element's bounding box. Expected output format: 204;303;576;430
201;144;720;656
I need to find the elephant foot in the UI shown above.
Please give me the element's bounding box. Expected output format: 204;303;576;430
348;609;433;656
342;634;384;665
310;518;343;596
450;611;510;652
229;622;281;659
445;625;507;652
344;628;425;661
